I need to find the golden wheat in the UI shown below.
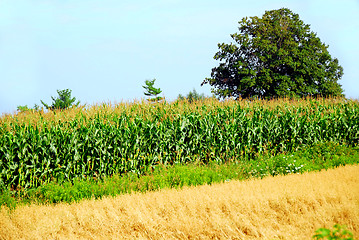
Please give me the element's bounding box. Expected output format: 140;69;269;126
0;164;358;240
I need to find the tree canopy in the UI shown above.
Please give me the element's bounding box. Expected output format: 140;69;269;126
142;79;163;102
202;8;344;99
178;89;206;103
41;89;80;110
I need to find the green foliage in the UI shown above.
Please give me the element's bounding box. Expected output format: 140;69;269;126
41;89;80;110
202;8;344;99
17;105;31;113
250;142;359;179
178;89;206;103
0;189;16;210
17;104;41;113
0;142;358;208
142;78;163;102
1;99;358;193
313;224;354;240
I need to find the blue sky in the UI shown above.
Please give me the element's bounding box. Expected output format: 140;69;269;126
0;0;358;114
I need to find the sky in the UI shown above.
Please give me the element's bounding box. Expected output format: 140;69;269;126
0;0;358;115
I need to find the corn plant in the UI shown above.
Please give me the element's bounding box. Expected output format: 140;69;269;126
0;98;358;191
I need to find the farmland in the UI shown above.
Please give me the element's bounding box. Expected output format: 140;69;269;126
0;164;358;239
0;97;358;206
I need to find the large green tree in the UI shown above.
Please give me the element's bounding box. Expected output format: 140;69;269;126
202;8;344;99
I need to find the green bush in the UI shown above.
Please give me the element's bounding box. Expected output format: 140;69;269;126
313;224;354;240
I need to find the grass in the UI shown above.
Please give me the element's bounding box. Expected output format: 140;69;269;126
0;163;358;239
1;141;358;208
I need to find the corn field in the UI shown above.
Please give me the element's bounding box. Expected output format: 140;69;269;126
0;98;358;191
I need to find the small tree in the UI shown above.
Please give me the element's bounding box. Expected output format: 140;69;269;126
41;89;80;110
142;79;163;102
178;89;206;103
202;8;344;99
17;105;31;113
17;104;41;113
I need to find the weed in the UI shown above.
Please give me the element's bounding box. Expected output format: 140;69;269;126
313;224;355;240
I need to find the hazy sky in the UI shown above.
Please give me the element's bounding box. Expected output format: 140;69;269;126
1;0;358;114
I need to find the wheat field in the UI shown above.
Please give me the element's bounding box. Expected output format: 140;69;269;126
0;164;358;239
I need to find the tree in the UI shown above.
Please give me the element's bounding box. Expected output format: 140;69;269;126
178;89;206;103
202;8;344;99
17;105;31;113
41;89;80;110
142;79;163;102
16;104;40;113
